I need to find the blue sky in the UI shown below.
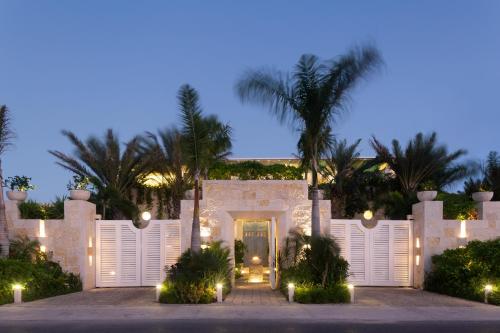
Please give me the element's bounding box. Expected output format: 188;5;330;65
1;1;499;201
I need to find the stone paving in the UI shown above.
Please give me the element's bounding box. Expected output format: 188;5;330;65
224;281;288;305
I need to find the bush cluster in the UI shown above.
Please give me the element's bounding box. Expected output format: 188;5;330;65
0;237;82;305
208;161;304;181
18;198;65;220
279;230;350;303
425;238;500;305
159;242;231;304
437;192;477;220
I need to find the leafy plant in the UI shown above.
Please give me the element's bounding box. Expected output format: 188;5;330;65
236;45;382;237
293;283;350;304
419;180;436;191
67;174;92;191
437;192;477;220
464;151;499;200
160;241;232;304
234;239;246;265
18;197;65;220
209;161;304;180
8;235;43;262
425;238;500;305
4;176;35;191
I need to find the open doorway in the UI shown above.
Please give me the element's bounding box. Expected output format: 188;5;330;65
234;218;278;289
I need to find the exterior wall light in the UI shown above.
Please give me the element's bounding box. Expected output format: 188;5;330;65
12;284;23;304
201;227;211;238
415;237;421;266
458;220;467;248
415;255;420;266
363;210;373;220
288;283;295;303
156;284;163;302
484;284;493;304
141;211;152;221
39;220;46;238
216;283;223;303
347;284;355;303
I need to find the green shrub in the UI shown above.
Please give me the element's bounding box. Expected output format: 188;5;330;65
425;238;500;305
234;239;246;265
437;192;477;220
278;229;349;303
293;283;350;304
19;197;65;220
208;161;304;180
0;236;82;305
159;242;231;304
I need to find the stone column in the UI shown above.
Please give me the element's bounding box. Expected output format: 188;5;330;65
63;200;96;290
411;200;443;289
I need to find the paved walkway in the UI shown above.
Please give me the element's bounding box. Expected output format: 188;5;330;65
224;281;288;305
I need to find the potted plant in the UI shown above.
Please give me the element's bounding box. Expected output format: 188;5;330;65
417;181;438;202
67;175;92;201
471;184;494;202
4;176;35;202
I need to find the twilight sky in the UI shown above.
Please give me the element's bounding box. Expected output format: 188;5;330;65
1;0;499;201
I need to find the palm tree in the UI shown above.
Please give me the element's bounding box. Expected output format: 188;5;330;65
464;151;500;200
49;129;150;219
371;132;468;194
0;105;15;257
140;127;191;219
178;84;232;253
236;46;382;237
323;138;365;218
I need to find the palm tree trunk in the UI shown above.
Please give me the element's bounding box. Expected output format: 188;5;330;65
191;171;201;253
311;155;321;238
0;159;10;257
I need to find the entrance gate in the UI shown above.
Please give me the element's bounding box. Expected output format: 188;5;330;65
95;220;181;287
331;219;413;286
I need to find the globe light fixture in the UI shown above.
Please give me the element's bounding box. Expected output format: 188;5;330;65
141;211;152;221
363;210;373;220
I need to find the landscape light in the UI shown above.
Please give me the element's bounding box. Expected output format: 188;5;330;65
363;210;373;220
347;284;355;303
40;245;46;253
288;283;295;303
484;284;493;304
155;284;163;302
216;283;223;303
39;220;46;238
141;211;152;221
12;284;23;304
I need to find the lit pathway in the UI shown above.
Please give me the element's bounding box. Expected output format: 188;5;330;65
224;281;288;305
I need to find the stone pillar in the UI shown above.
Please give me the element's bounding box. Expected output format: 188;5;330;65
477;201;500;221
411;200;443;289
63;200;96;290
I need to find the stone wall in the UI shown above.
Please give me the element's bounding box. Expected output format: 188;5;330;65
180;180;331;256
412;200;500;288
5;200;97;290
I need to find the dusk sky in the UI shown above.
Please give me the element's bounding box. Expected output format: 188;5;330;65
1;0;499;201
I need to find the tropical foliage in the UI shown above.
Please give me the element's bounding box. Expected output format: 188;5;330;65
159;241;231;304
278;229;350;303
49;129;151;220
178;84;232;252
209;161;304;180
18;197;66;220
371;132;470;218
436;192;477;220
4;176;35;191
464;151;500;200
0;105;15;257
425;238;500;305
0;236;82;305
236;45;382;237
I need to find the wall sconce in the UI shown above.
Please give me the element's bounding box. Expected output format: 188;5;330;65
88;237;93;266
415;255;420;266
415;237;421;266
39;220;46;238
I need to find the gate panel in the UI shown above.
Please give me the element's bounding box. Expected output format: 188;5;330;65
96;220;141;287
331;219;412;287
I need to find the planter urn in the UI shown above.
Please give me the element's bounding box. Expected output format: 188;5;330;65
6;190;27;202
417;190;437;202
472;191;494;202
69;189;91;201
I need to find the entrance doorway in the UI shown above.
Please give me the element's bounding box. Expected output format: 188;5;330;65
234;217;278;289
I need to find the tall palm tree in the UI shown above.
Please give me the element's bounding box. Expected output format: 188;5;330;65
140;127;191;218
371;132;468;194
0;105;15;257
178;84;232;253
236;46;382;237
323;138;365;218
49;129;151;219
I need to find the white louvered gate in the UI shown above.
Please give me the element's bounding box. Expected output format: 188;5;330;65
331;220;413;286
96;220;181;287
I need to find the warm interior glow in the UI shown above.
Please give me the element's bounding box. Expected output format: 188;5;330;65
459;220;467;238
141;211;152;221
110;271;116;276
248;277;263;283
415;255;420;266
200;227;211;238
39;220;46;238
363;210;373;220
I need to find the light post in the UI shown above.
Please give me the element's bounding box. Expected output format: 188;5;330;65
288;283;295;303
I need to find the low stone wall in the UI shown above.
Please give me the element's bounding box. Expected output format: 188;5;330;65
5;200;97;290
412;201;500;288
